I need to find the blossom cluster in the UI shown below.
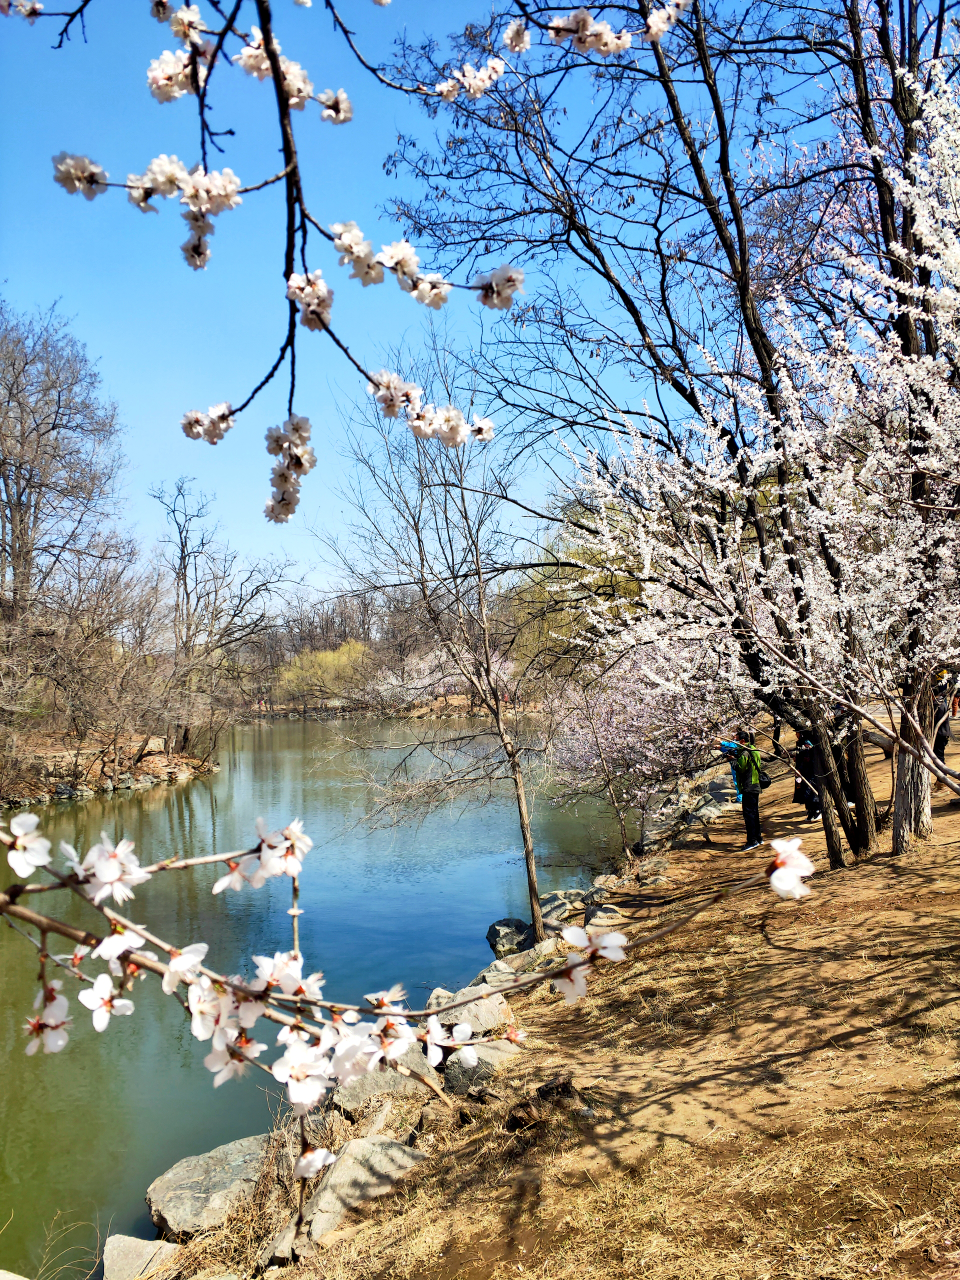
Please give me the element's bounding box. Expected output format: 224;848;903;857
53;149;241;271
263;418;317;523
213;815;315;886
367;372;495;446
331;224;452;306
548;7;632;54
287;269;333;331
436;57;506;103
232;26;316;112
181;402;236;444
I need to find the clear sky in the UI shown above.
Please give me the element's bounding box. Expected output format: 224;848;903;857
0;1;487;577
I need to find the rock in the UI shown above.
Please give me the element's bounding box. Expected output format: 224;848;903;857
332;1043;438;1120
100;780;114;792
145;1133;268;1238
581;885;610;906
585;903;628;928
511;937;559;974
425;983;511;1035
486;917;534;958
102;1235;179;1280
258;1218;297;1268
593;873;625;888
305;1137;426;1240
54;784;75;799
444;1040;523;1095
416;1101;456;1134
538;889;585;921
467;959;516;990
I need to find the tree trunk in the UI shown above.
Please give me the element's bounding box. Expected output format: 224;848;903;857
813;723;858;854
819;783;848;869
893;699;933;855
847;726;878;855
510;755;544;942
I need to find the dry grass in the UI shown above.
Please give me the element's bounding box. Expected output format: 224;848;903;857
165;738;960;1279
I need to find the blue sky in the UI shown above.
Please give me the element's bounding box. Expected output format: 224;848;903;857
0;1;488;574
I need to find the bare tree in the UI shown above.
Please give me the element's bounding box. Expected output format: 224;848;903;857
329;408;564;941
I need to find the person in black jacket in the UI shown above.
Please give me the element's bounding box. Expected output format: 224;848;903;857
793;734;821;822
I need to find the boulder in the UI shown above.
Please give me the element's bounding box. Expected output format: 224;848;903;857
538;889;585;921
444;1040;523;1095
332;1043;439;1119
145;1133;268;1238
581;885;610;907
511;937;560;974
467;958;516;990
102;1235;179;1280
585;903;628;928
486;917;534;958
425;983;511;1035
305;1137;426;1240
258;1219;297;1269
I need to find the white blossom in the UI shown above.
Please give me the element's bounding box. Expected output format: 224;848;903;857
81;834;151;906
434;405;470;448
407;405;439;439
408;273;452;308
561;925;627;961
286;269;333;330
204;1027;267;1085
78;973;135;1032
318;88;353;123
640;0;691;42
179;166;241;216
15;1;43;22
436;78;461;103
272;1039;335;1112
294;1147;337;1179
169;3;206;45
421;1014;475;1067
549;8;632;54
147;48;203;102
181;401;234;444
52;153;109;200
233;25;275;79
3;812;52;879
376;240;421;284
769;838;815;899
474;264;524;310
368;370;423;418
253;949;304;995
470;414;495;442
364;982;406;1009
212;854;264;894
161;942;209;994
503;19;532;52
285;414;312;447
24;982;70;1055
552;957;590;1004
331;221;384;285
281;57;314;109
91;929;145;962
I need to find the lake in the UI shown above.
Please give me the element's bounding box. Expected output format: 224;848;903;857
0;718;615;1276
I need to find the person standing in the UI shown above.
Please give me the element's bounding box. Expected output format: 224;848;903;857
793;734;821;822
719;729;764;850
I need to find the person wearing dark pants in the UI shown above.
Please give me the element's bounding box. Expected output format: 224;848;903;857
718;728;764;850
741;788;762;847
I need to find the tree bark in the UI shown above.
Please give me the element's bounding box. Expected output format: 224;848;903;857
847;726;878;855
813;723;858;854
509;755;544;942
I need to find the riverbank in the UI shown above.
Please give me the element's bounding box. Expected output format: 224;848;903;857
128;734;960;1280
0;732;218;810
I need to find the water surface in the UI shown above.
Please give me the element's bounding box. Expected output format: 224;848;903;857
0;718;614;1275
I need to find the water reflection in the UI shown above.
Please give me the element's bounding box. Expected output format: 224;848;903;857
0;719;614;1275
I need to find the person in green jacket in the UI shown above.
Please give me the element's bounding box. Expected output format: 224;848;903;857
718;728;764;850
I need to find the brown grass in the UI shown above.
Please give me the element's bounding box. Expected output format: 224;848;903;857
168;738;960;1280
